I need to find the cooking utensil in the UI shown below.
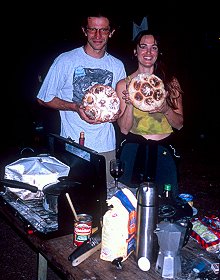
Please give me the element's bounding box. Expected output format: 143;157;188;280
69;229;101;266
0;178;81;214
65;193;79;221
42;179;81;214
0;178;38;193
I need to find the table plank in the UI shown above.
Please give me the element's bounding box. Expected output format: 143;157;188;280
0;200;218;280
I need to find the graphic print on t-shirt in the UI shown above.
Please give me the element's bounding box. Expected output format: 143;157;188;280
72;67;113;103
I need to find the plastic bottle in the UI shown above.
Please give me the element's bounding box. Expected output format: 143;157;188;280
159;184;176;222
163;183;172;199
79;132;85;146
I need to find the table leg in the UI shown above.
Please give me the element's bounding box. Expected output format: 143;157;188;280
38;253;48;280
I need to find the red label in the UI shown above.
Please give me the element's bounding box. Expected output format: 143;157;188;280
73;218;92;247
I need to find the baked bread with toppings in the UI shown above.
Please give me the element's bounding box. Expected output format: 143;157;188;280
128;73;166;111
82;84;120;122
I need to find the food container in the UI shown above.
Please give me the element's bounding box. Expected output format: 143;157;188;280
74;214;93;247
178;193;194;207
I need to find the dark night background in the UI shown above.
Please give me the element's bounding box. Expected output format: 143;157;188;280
0;3;220;280
2;2;220;159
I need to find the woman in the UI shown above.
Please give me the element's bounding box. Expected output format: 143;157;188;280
116;30;183;198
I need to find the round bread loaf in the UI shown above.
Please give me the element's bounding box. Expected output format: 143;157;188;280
128;73;166;111
82;84;120;122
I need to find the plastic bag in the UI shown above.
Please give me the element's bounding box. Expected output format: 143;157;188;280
191;217;220;253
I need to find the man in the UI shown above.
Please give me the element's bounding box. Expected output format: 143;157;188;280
37;13;126;184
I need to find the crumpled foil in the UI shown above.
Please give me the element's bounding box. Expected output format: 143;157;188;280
4;155;70;200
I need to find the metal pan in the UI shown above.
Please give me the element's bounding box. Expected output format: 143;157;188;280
0;178;81;215
42;178;81;214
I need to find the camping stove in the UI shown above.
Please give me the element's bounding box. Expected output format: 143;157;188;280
0;190;58;235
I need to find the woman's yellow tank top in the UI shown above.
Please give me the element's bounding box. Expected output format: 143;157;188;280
131;108;173;135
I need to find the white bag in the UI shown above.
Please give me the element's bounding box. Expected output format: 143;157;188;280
4;156;70;200
100;188;137;262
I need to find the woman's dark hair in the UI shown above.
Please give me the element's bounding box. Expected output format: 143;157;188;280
133;29;161;48
133;30;183;109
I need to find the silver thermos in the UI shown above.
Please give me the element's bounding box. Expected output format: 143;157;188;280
136;181;158;271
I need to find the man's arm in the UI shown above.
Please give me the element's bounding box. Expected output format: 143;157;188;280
37;97;102;124
37;97;77;111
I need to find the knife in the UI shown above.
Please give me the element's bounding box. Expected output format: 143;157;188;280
68;229;101;266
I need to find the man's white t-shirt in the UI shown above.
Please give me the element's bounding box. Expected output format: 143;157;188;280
37;47;126;152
